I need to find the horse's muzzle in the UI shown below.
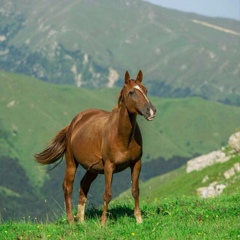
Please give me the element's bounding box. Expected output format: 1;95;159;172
145;105;156;121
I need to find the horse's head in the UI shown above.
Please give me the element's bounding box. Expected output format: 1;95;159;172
118;70;156;121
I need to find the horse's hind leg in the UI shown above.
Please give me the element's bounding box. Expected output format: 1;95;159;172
62;153;78;224
77;171;98;222
131;160;143;223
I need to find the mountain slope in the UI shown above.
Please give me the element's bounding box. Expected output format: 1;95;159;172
0;0;239;104
1;71;240;187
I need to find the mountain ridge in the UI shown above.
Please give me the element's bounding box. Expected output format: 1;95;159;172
0;0;239;104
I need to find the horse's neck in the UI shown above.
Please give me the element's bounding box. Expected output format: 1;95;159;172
115;104;137;145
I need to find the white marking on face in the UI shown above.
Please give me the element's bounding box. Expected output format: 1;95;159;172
133;85;149;103
150;108;154;117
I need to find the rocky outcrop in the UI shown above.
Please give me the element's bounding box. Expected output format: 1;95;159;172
187;131;240;198
186;150;230;173
197;182;226;198
224;162;240;179
228;131;240;153
224;167;236;179
187;131;240;173
197;162;240;198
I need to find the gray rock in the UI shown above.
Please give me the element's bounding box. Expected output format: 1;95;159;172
197;182;226;198
228;131;240;153
224;167;235;179
186;150;230;173
233;162;240;172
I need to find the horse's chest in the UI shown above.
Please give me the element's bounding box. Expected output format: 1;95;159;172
112;143;142;171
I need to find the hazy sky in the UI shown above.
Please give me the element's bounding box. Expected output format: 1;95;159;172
144;0;240;20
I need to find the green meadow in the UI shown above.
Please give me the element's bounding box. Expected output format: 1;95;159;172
0;193;239;240
1;154;239;239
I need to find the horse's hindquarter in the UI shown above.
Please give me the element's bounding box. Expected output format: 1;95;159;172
69;109;109;172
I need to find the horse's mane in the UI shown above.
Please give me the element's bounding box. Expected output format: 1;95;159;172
117;89;124;106
112;88;123;111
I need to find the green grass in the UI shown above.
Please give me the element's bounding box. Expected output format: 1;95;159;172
1;154;239;239
0;193;239;240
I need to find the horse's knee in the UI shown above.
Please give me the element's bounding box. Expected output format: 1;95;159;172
132;187;139;199
62;181;67;192
62;180;73;195
103;190;112;203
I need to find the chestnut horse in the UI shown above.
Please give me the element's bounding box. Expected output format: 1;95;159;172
35;70;156;225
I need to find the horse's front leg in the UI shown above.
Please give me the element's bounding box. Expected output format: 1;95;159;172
131;159;143;223
100;162;114;225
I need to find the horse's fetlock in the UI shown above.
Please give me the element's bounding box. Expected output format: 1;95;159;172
79;196;87;205
132;187;139;198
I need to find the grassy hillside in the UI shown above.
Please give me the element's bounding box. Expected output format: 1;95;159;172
118;154;240;200
0;192;239;239
0;72;116;187
1;71;240;186
1;71;240;220
0;0;240;104
1;139;239;239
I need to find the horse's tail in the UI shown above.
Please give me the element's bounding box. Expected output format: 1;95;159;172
35;125;69;165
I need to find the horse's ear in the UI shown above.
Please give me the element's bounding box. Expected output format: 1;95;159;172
125;71;130;84
136;70;143;83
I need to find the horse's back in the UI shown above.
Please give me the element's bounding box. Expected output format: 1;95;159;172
70;108;109;131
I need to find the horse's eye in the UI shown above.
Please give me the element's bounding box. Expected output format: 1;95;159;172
129;90;134;95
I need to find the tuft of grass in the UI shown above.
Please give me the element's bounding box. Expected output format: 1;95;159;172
0;192;239;240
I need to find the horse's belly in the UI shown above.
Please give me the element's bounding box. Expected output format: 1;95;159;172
72;137;104;172
113;162;133;173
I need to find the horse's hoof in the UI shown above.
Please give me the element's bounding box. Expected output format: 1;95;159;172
67;217;75;225
100;216;107;226
136;216;143;224
76;216;84;223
